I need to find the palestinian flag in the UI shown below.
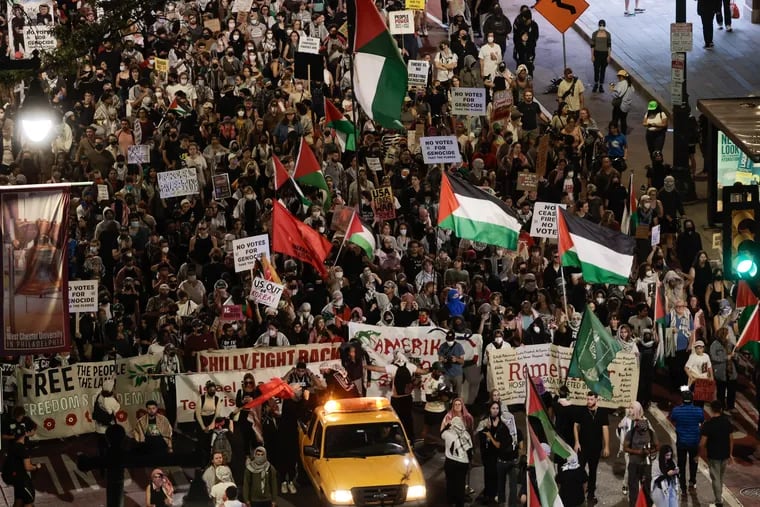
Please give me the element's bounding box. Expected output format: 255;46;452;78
528;425;563;507
294;137;331;208
737;304;760;361
558;207;635;285
167;97;189;117
526;373;574;460
352;0;407;130
272;200;332;279
325;98;356;152
346;211;375;259
620;172;637;235
527;477;541;507
568;305;622;399
654;281;667;367
273;154;311;209
736;280;759;308
438;173;522;251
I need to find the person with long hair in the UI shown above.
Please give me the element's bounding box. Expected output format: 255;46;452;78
441;397;475;434
146;468;174;507
475;401;521;505
643;101;668;161
650;445;679;507
442;416;473;507
611;70;634;134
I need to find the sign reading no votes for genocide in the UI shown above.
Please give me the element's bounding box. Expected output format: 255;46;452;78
420;136;462;164
232;234;270;272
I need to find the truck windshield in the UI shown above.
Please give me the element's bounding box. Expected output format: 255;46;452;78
323;422;410;458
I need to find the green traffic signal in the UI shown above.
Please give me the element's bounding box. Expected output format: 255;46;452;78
736;240;760;279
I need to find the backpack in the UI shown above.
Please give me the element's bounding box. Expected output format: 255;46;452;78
92;395;115;426
211;429;232;463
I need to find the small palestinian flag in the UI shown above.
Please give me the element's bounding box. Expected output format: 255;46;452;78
346;211;375;259
167;98;189;117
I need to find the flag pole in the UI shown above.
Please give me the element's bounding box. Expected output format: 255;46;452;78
347;0;362;209
332;209;356;267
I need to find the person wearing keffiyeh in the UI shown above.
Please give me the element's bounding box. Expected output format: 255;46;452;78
242;447;279;507
146;468;174;507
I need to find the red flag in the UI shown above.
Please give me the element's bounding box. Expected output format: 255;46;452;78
736;280;759;308
654;281;666;324
293;137;322;180
635;484;649;507
242;378;296;409
527;473;541;507
272;200;332;279
735;305;760;353
273;155;290;191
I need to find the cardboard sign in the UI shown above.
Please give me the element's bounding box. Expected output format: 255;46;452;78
298;36;321;55
405;0;425;9
203;18;221;33
450;87;487;116
529;202;566;239
127;144;150;165
491;89;513;122
651;224;661;246
231;0;253;12
371;186;396;222
389;10;415;34
97;184;109;202
516;171;538;192
213;173;231;200
157;168;199;198
250;276;284;308
420;136;462;164
154;57;169;73
330;205;354;232
366;157;383;172
534;134;550;179
407;60;429;87
233;234;270;272
221;304;244;321
68;280;99;313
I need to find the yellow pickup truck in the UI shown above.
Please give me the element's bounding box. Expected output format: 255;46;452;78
298;397;427;506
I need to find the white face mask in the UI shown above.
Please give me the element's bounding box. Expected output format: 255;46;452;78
487;36;494;43
318;226;325;233
334;298;343;307
494;337;503;345
567;171;574;178
245;194;254;200
268;329;277;337
237;110;245;117
180;78;188;85
643;203;651;209
399;229;407;235
161;246;169;253
119;64;126;71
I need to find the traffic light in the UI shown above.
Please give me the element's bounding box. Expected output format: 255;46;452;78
723;185;760;281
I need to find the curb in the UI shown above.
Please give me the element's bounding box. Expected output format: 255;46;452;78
571;15;674;117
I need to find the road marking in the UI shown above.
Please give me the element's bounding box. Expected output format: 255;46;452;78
426;12;446;29
648;405;742;507
61;453;100;491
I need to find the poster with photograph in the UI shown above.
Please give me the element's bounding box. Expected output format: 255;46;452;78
9;0;57;59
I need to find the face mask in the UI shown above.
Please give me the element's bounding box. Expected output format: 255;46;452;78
646;270;654;277
233;35;240;41
119;64;126;71
399;229;407;235
90;246;98;253
162;246;169;253
130;220;139;227
318;226;325;233
188;275;197;281
596;297;604;304
334;298;343;307
334;270;343;278
487;36;494;43
494;337;503;345
268;329;277;337
245;194;254;200
237;110;245;117
156;91;163;98
197;79;205;86
643;203;651;209
95;143;104;150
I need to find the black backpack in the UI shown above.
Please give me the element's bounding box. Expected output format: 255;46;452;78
393;364;414;396
92;395;114;426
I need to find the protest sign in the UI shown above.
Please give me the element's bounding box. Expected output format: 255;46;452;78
450;87;487;116
651;224;661;246
535;134;550;179
68;280;98;313
127;144;150;165
389;10;415;34
157;168;199;198
196;343;341;373
231;0;253;12
529;202;566;239
330;205;354;232
487;344;639;408
407;60;429;87
516;171;538;192
154;58;169;74
16;356;163;440
23;25;57;53
491;89;513;122
348;323;482;403
213;173;232;200
221;305;243;321
97;184;109;202
420;136;462;164
366;157;383;172
371;186;396;221
298;36;320;54
250;277;285;308
405;0;425;9
203;18;221;32
232;234;270;272
9;0;57;59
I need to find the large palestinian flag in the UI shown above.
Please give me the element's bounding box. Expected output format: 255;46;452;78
558;208;635;285
352;0;407;129
438;172;522;250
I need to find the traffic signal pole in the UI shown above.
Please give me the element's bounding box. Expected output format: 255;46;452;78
673;0;691;170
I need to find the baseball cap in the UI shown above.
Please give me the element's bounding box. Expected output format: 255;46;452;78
647;101;658;111
617;69;629;77
694;340;705;348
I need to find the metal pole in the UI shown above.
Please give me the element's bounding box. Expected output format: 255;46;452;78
562;33;567;70
672;0;691;170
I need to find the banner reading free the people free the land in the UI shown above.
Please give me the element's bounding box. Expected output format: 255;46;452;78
487;344;639;408
1;186;71;355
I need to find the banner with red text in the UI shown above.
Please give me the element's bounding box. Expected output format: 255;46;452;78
16;355;163;440
1;186;71;355
348;323;483;403
195;343;342;372
487;344;639;408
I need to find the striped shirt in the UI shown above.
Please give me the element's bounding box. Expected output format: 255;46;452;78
669;403;704;447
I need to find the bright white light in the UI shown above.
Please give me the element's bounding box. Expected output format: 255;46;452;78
329;489;353;504
406;484;426;500
22;118;53;143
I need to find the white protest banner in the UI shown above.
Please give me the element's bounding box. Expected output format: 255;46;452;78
127;144;150;165
16;356;163;440
298;36;321;54
196;343;342;372
23;25;57;53
651;224;661;246
348;323;482;403
450;87;487;116
487;344;639;408
157;168;199;198
389;10;415;34
366;157;383;172
97;184;109;202
10;0;57;60
420;135;463;164
231;0;253;12
232;234;270;272
68;280;99;313
407;60;429;87
250;276;285;308
529;202;566;239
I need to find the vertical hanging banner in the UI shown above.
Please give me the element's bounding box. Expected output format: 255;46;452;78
1;185;70;354
8;0;57;59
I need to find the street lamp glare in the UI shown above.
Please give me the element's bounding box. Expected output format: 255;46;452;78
22;117;53;143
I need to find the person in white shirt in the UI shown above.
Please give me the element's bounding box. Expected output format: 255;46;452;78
685;339;713;385
222;484;245;507
478;32;503;81
442;416;473;506
94;378;121;435
210;466;236;507
434;41;458;87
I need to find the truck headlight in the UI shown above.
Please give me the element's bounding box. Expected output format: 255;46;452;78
406;484;426;500
329;489;354;504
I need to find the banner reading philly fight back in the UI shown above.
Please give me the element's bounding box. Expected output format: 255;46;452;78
1;186;71;354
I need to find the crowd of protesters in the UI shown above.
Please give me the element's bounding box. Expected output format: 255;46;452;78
0;0;758;506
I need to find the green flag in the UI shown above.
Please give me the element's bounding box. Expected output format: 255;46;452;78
568;306;622;399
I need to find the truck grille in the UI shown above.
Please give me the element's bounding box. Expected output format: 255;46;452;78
351;485;407;505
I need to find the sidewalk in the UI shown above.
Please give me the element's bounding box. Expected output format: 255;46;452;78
570;0;760;115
